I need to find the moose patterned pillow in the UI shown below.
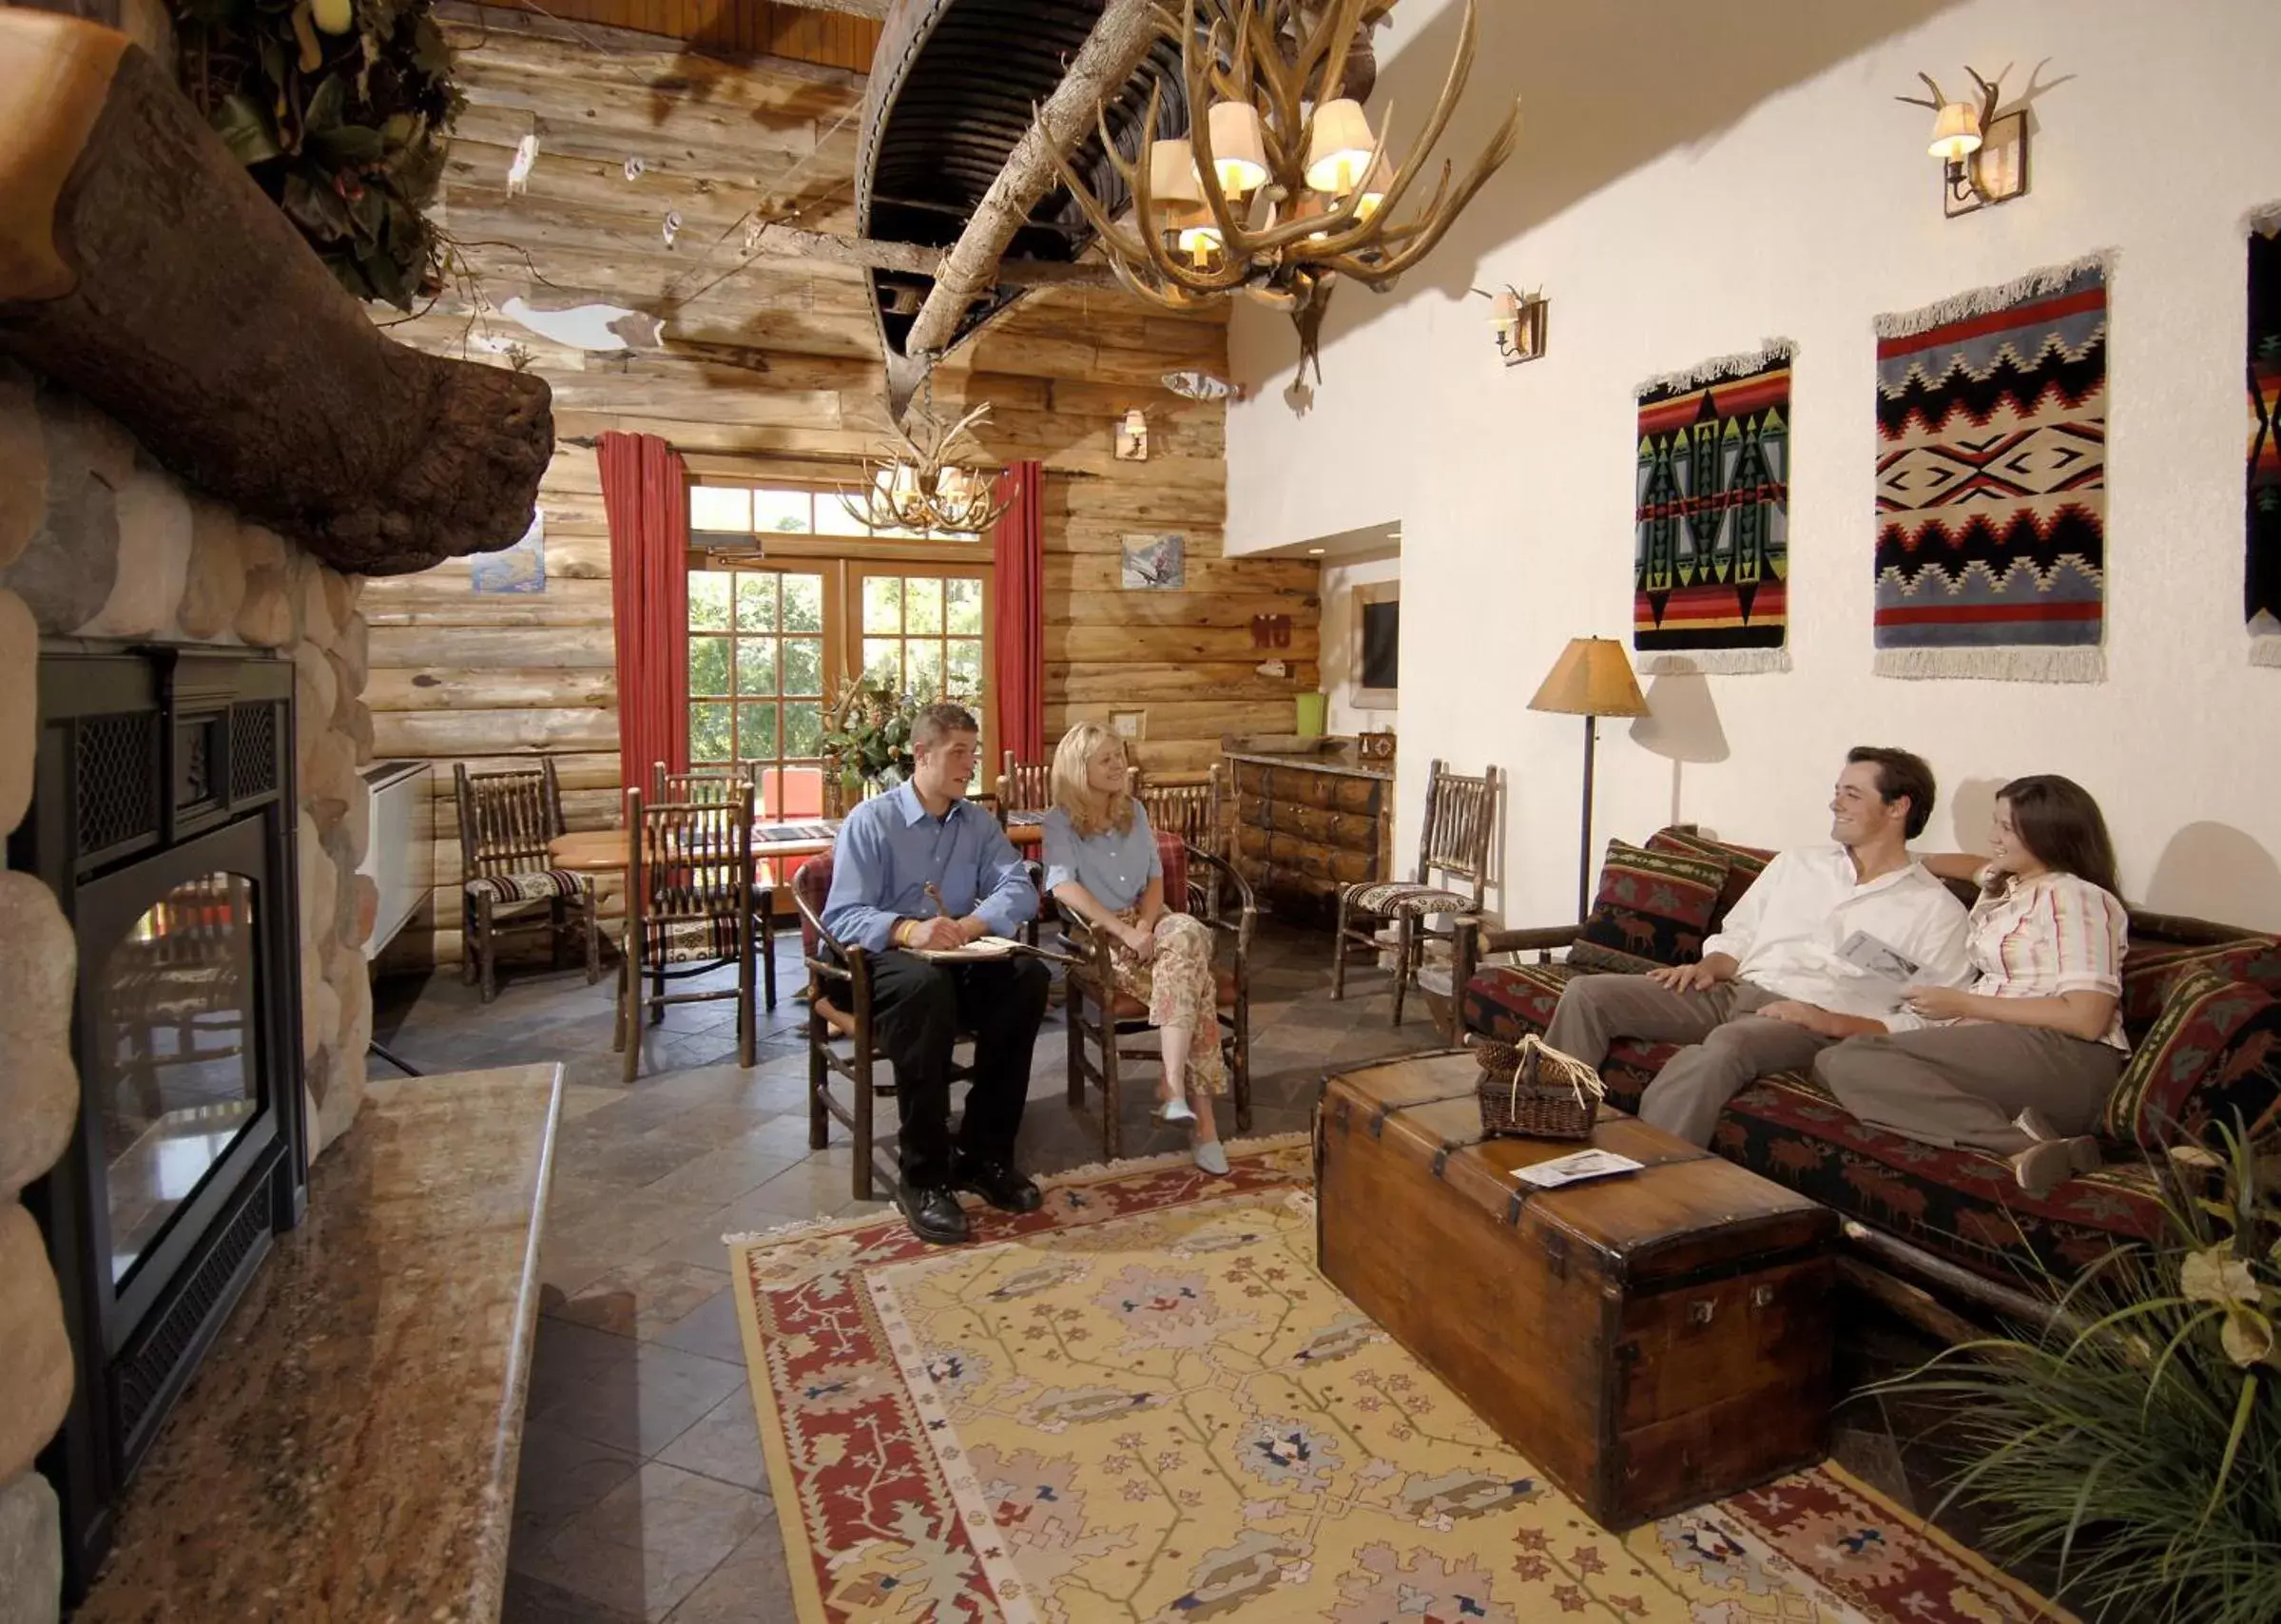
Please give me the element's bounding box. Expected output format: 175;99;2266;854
1569;840;1729;975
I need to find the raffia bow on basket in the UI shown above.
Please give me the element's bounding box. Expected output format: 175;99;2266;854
1466;1033;1605;1140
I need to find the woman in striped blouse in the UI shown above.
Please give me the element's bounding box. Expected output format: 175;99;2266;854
1813;775;2130;1197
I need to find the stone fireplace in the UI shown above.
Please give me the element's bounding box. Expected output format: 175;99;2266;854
0;360;380;1614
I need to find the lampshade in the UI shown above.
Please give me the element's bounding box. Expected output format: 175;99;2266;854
1352;152;1395;222
1305;98;1376;194
1206;101;1269;196
1146;137;1202;209
1489;288;1521;331
1527;637;1649;719
1170;205;1224;264
1926;101;1983;162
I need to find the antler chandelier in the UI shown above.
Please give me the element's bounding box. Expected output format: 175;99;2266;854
1050;0;1519;388
840;392;1012;536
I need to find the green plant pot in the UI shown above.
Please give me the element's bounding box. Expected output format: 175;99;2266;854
1294;693;1328;738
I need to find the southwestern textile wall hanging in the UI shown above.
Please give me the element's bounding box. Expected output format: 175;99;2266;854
1633;343;1793;675
1873;255;2110;682
2249;207;2281;667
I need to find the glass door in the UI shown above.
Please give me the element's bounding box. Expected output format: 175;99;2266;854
847;565;992;767
687;567;836;819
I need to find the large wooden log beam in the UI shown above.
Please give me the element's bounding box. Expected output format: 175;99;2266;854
0;12;551;576
888;0;1159;415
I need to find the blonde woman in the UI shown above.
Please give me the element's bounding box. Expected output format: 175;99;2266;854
1042;723;1229;1174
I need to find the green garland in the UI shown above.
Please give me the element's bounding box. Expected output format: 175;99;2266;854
173;0;460;309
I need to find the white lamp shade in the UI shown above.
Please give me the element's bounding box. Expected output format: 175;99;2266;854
1353;152;1395;222
1121;408;1147;435
1489;289;1520;330
1146;137;1202;208
1206;101;1269;196
1927;101;1983;162
1171;206;1224;262
1305;98;1376;194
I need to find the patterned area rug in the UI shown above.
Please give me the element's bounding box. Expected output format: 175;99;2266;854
1873;256;2109;683
729;1138;2071;1623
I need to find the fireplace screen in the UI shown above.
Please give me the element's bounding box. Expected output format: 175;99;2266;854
93;873;261;1285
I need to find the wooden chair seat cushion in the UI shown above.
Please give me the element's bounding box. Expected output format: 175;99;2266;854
465;868;590;903
642;917;741;963
1343;880;1473;918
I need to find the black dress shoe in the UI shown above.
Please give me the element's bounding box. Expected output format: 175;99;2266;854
898;1184;970;1245
952;1155;1043;1214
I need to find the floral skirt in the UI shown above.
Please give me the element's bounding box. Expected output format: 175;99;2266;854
1105;909;1227;1097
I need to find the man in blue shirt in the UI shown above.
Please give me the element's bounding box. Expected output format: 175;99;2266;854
822;702;1047;1243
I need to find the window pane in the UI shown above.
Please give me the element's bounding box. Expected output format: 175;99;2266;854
783;636;822;697
783;574;823;632
688;635;731;697
862;576;902;634
945;577;982;635
752;489;811;534
689;571;732;632
689;487;751;532
904;576;943;634
737;702;779;761
690;702;732;764
735;637;778;696
948;638;982;697
908;641;945;700
783;701;822;759
862;638;900;687
735;572;777;632
815;490;871;536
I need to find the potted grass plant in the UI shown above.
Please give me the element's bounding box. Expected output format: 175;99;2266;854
1869;1128;2281;1623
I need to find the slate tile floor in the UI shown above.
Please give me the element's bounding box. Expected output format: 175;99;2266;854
373;926;2044;1622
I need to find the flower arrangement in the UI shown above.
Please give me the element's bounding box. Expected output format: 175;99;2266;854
1870;1128;2281;1623
819;680;977;804
173;0;460;308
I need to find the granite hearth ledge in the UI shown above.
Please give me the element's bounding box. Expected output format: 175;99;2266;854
1223;749;1395;782
75;1065;565;1624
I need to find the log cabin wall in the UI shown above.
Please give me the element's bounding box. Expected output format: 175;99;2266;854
371;8;1320;968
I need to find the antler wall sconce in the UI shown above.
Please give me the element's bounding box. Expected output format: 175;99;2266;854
1472;284;1548;365
1898;66;2030;218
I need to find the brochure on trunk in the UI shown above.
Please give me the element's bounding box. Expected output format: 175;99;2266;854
1509;1149;1643;1190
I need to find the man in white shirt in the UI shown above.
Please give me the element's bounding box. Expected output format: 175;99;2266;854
1543;747;1973;1146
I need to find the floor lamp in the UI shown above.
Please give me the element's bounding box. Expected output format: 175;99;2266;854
1527;637;1649;921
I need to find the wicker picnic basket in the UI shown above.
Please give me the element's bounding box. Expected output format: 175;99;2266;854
1467;1032;1605;1140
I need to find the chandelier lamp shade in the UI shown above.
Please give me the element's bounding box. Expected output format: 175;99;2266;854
1047;0;1521;385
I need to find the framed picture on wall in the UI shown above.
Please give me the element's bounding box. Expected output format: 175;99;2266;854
1354;580;1399;710
472;509;546;594
1121;532;1186;590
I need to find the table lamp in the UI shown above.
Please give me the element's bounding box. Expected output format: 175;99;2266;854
1527;636;1649;921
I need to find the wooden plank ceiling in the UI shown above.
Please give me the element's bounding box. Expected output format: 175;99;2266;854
490;0;882;73
373;4;1322;967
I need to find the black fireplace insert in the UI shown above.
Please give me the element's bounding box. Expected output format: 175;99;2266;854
10;645;304;1601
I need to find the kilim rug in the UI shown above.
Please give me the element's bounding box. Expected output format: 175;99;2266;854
729;1137;2073;1623
1633;345;1792;675
1873;256;2110;682
2248;207;2281;667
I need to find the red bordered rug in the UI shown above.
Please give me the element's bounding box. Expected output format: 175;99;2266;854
730;1135;2071;1623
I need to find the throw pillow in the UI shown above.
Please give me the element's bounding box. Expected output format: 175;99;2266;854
1648;827;1772;934
1569;840;1728;975
2101;966;2281;1151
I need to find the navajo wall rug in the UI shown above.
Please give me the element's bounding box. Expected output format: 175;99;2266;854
1873;256;2110;682
2250;211;2281;667
1633;344;1792;675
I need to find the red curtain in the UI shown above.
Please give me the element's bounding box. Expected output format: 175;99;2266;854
991;460;1045;764
598;431;690;815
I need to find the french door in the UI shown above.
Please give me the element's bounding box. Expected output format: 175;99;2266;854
688;558;993;815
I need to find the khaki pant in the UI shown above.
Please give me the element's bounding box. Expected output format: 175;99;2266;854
1542;974;1837;1147
1813;1024;2124;1154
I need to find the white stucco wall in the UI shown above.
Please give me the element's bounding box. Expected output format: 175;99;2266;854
1227;0;2281;930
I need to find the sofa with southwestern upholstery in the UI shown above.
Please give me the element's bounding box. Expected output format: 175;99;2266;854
1451;826;2281;1301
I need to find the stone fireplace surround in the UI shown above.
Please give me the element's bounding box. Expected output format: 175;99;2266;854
0;359;379;1621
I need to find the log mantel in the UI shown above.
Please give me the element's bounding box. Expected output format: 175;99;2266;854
0;12;551;576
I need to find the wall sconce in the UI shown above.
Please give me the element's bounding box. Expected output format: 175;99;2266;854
1114;408;1150;461
1898;67;2029;218
1471;284;1549;365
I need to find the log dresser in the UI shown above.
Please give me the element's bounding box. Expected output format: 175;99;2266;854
1316;1050;1838;1529
1223;740;1394;928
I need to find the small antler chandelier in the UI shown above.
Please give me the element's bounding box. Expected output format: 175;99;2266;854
840;392;1011;536
1049;0;1520;390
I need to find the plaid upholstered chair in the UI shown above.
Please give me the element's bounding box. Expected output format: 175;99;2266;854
1332;758;1501;1029
614;784;758;1082
650;761;778;1008
454;758;599;1003
1059;834;1255;1161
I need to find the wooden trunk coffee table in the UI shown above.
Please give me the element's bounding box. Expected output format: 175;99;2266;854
1316;1050;1837;1529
